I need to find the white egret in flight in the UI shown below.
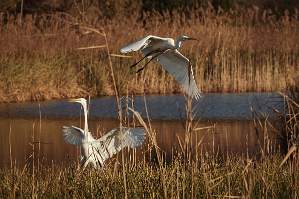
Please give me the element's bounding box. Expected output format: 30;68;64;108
120;35;201;100
62;98;146;168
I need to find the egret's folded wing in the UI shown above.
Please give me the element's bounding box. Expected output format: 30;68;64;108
157;50;201;100
120;35;166;53
95;127;146;158
62;126;84;145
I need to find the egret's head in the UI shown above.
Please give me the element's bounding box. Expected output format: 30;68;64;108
68;98;87;108
178;35;197;41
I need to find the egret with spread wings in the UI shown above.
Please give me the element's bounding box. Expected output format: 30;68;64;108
120;35;201;100
62;98;146;169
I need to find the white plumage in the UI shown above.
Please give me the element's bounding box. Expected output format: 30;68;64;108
121;35;201;100
62;125;85;145
62;98;146;168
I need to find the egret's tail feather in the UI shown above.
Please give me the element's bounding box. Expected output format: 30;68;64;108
186;86;201;100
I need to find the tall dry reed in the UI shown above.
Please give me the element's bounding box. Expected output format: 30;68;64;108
0;7;298;102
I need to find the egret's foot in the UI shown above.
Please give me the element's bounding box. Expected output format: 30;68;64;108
136;67;145;73
130;62;139;68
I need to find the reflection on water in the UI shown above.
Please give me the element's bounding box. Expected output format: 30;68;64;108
0;93;284;167
0;118;281;167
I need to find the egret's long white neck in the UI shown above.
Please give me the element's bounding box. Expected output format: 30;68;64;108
82;102;89;135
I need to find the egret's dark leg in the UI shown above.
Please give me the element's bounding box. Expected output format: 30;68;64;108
136;49;172;73
130;49;162;69
130;56;147;69
136;52;163;73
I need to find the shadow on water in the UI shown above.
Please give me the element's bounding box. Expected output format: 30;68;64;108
0;93;285;167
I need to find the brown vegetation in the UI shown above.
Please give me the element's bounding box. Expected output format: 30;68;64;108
0;7;298;102
1;155;298;198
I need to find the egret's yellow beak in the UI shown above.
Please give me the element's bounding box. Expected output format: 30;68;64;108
187;37;198;41
68;99;80;103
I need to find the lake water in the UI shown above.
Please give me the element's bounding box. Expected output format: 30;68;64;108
0;93;285;167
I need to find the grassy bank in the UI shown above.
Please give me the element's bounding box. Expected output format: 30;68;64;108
0;7;298;102
0;155;298;198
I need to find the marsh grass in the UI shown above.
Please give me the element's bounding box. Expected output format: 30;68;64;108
0;152;298;198
0;7;298;102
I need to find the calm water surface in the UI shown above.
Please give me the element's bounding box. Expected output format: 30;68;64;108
0;93;284;167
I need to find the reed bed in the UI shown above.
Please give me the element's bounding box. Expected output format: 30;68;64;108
0;7;298;102
0;153;297;198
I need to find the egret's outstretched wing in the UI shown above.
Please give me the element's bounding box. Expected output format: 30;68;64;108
62;126;84;145
93;127;146;160
120;35;167;53
157;50;201;100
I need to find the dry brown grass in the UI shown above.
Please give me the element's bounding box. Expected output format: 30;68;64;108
0;8;298;102
1;155;298;198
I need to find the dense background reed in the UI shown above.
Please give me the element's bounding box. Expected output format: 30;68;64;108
0;4;298;102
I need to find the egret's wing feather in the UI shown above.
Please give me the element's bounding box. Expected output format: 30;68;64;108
117;127;146;148
62;126;85;145
93;127;146;160
120;35;167;53
157;50;201;100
